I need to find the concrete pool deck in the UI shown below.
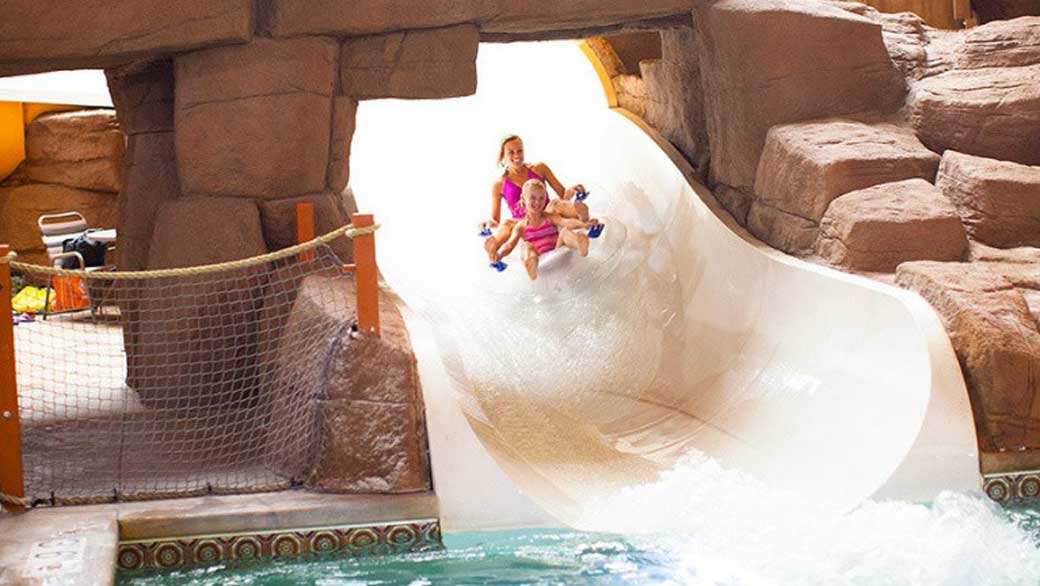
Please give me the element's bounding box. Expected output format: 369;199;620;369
0;490;440;584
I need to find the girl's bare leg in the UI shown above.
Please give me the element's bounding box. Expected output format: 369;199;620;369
521;241;540;280
546;200;589;222
484;219;517;262
558;227;589;257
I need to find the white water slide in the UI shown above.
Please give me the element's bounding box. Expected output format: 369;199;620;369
350;41;978;532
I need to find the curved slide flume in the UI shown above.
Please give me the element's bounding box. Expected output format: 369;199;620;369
349;41;978;532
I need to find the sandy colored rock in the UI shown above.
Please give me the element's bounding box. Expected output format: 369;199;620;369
117;132;180;271
24;110;124;193
0;0;252;75
176;37;338;108
936;150;1040;249
128;197;268;408
340;25;479;99
641;27;710;179
974;1;1040;23
613;73;649;118
177;94;332;199
259;192;353;263
714;186;751;226
897;261;1040;450
753;118;940;222
312;400;430;492
0;184;117;260
327;97;358;194
954;17;1040;70
816;178;967;272
175;38;338;198
106;60;175;135
910;65;1040;166
969;241;1040;265
746;200;818;255
604;31;662;73
694;0;906;190
265;0;689;37
269;274;431;492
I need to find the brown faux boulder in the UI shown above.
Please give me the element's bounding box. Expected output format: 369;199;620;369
746;200;819;254
340;25;479;100
750;118;940;253
327;97;358;194
897;261;1040;450
974;1;1040;24
0;0;252;76
128;197;268;408
268;274;431;492
715;186;752;226
954;17;1040;69
936;151;1040;249
694;0;906;190
175;38;339;198
117;133;180;271
817;178;967;272
106;60;180;271
0;184;117;261
106;60;175;135
265;0;689;37
259;192;353;263
25;110;125;193
910;64;1040;166
641;27;710;178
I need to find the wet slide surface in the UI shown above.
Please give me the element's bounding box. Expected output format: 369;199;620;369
350;41;978;531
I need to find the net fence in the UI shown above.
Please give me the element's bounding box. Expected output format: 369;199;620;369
4;225;374;506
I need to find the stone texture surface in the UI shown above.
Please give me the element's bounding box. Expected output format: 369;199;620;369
116;133;181;271
604;31;662;73
816;178;967;272
107;61;180;271
954;17;1040;70
106;60;175;135
327;97;358;194
910;64;1040;166
0;0;253;75
746;200;820;254
175;38;339;198
259;192;353;262
641;27;710;178
715;185;752;226
749;118;940;254
693;0;906;190
128;197;267;408
897;261;1040;450
265;0;691;37
0;184;117;263
25;110;124;193
269;274;431;493
340;25;479;100
936;150;1040;249
973;0;1040;23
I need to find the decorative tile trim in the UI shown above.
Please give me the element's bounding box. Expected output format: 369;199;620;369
982;471;1040;502
117;518;442;571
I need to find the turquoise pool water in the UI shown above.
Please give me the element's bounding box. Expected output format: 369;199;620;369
118;495;1040;586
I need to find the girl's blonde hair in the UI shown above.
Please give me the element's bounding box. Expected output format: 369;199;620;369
497;134;521;168
521;178;547;200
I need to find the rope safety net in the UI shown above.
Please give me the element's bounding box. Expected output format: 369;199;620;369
4;223;376;506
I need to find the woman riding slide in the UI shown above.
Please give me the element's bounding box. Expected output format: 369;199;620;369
482;135;590;264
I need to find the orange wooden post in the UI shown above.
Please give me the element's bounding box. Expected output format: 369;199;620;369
296;202;316;262
0;245;25;510
352;213;380;337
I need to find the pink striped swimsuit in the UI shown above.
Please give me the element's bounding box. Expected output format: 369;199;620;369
502;168;544;219
523;220;559;255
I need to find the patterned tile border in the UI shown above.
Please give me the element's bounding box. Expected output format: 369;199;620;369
982;471;1040;502
117;518;442;571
